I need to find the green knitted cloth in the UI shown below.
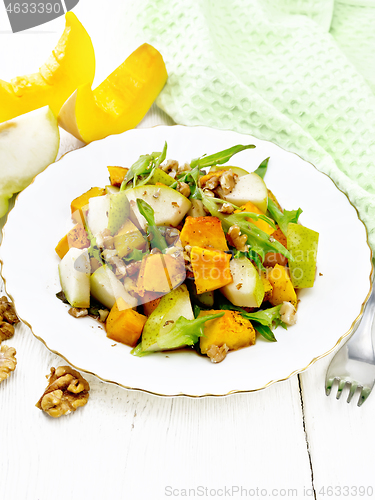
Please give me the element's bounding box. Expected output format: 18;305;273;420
123;0;375;250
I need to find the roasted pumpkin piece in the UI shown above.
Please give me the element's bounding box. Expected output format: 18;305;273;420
106;297;147;347
267;264;297;307
107;166;128;187
190;246;232;294
261;271;273;302
163;254;186;290
71;187;106;224
142;291;163;316
180;216;228;251
137;254;170;295
235;201;274;235
199;310;256;353
263;226;288;267
198;170;228;188
114;219;146;258
55;223;90;259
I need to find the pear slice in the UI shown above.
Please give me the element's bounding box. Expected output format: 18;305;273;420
105;185;120;195
220;257;264;308
90;265;138;309
141;284;194;352
222;172;268;213
209;165;249;177
86;194;110;238
58;248;90;308
0;106;59;217
125;185;191;230
107;191;130;235
287;223;319;288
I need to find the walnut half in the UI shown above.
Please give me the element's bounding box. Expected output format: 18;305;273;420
36;366;90;418
0;345;17;383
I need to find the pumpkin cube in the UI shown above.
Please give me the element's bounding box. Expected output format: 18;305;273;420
106;297;147;347
190;246;232;294
71;187;106;224
180;216;228;251
267;264;297;307
199;310;256;353
107;166;128;187
55;223;90;259
236;201;274;235
137;254;170;295
261;271;273;302
142;291;163;316
263;226;288;267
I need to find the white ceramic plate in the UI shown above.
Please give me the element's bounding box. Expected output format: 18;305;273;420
1;126;372;396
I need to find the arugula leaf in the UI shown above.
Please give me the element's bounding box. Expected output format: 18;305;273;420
121;155;153;189
251;322;277;342
214;295;285;342
56;291;69;304
156;312;225;350
241;305;283;327
83;223;103;263
136;199;167;251
267;198;302;236
130;343;151;357
120;143;168;189
154;141;167;168
254;157;269;179
201;191;291;262
194;304;202;319
176;165;204;199
123;248;145;262
190;144;255;170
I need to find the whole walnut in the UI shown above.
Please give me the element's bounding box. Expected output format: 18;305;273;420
0;345;17;383
36;366;90;418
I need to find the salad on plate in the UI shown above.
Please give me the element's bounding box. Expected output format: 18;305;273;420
55;143;319;363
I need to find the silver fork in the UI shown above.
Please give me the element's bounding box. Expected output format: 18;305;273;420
325;284;375;407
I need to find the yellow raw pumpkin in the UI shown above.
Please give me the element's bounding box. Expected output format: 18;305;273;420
0;13;95;123
58;43;168;143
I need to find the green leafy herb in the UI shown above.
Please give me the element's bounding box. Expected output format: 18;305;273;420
56;291;69;304
123;248;145;262
267;198;302;236
194;304;201;319
176;165;204;199
251;322;277;342
201;191;290;262
136;199;167;251
130;343;151;357
156;313;225;350
121;143;168;189
190;144;255;170
83;223;102;263
215;296;285;342
88;297;108;318
254;157;269;179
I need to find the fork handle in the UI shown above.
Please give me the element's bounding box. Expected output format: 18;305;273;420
348;285;375;362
